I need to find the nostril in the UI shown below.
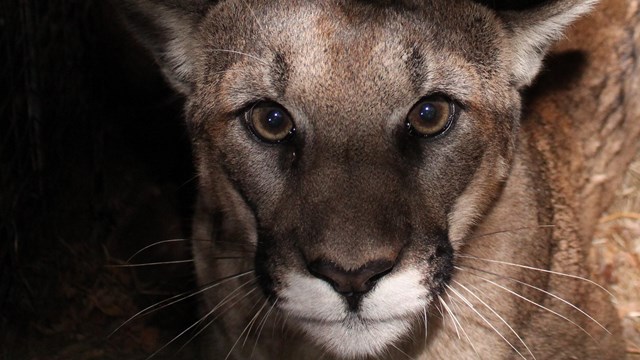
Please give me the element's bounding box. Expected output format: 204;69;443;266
308;259;396;296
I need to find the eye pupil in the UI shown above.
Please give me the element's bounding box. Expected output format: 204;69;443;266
265;110;284;129
419;103;437;123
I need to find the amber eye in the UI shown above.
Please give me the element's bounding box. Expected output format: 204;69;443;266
406;96;456;137
247;102;295;143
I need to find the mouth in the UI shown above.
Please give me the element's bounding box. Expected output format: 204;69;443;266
292;311;419;326
292;312;417;358
275;269;433;358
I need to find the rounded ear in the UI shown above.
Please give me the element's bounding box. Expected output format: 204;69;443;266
115;0;215;95
496;0;598;88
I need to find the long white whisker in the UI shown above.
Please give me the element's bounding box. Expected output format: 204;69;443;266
459;265;611;334
109;270;254;337
390;342;415;360
461;269;595;339
180;291;262;353
457;255;614;298
225;298;270;360
252;299;278;358
108;259;194;267
146;279;257;359
111;255;252;268
439;295;461;340
126;238;193;262
435;299;445;320
466;225;555;241
445;287;483;360
446;283;528;360
242;298;270;348
177;280;261;353
123;238;254;263
450;281;535;360
423;306;428;347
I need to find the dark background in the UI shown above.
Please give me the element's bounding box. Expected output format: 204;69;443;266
1;1;199;358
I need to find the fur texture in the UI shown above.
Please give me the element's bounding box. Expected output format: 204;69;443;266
116;0;638;358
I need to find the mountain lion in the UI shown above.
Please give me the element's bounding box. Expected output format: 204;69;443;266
117;0;640;358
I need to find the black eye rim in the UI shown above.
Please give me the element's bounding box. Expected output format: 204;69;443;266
405;95;459;139
245;101;296;144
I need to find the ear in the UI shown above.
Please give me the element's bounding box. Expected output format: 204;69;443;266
115;0;214;95
498;0;598;88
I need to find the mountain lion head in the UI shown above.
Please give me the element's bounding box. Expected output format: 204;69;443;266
118;0;611;358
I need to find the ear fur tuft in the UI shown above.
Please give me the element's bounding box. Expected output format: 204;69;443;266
500;0;598;88
115;0;213;94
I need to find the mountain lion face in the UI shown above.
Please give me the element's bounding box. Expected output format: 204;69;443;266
189;3;518;355
118;0;615;358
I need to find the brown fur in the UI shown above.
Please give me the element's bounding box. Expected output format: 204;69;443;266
117;0;639;358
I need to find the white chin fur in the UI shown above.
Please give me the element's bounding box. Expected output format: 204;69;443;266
279;269;428;358
299;316;412;358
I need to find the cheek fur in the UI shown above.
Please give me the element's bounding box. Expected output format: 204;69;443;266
359;269;430;321
279;273;347;322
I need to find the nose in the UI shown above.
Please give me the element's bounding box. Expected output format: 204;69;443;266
308;259;395;309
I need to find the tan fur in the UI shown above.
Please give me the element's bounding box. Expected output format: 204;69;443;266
117;0;639;358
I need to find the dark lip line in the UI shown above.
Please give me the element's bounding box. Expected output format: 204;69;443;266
290;313;416;326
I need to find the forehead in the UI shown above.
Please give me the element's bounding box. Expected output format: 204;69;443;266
203;0;504;111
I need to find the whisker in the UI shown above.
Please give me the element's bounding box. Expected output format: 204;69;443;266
109;256;253;268
457;255;614;298
181;290;263;353
242;297;270;348
177;174;199;190
435;299;445;320
450;281;535;360
126;238;195;262
210;48;270;66
439;295;461;340
109;270;254;337
121;237;254;264
225;298;270;360
423;306;428;348
390;342;416;360
446;283;528;360
444;288;483;360
459;265;611;334
458;268;594;339
465;225;555;242
147;279;257;359
108;259;194;268
251;299;278;358
238;0;266;36
177;281;261;354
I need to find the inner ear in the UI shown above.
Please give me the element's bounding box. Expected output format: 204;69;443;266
490;0;597;88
